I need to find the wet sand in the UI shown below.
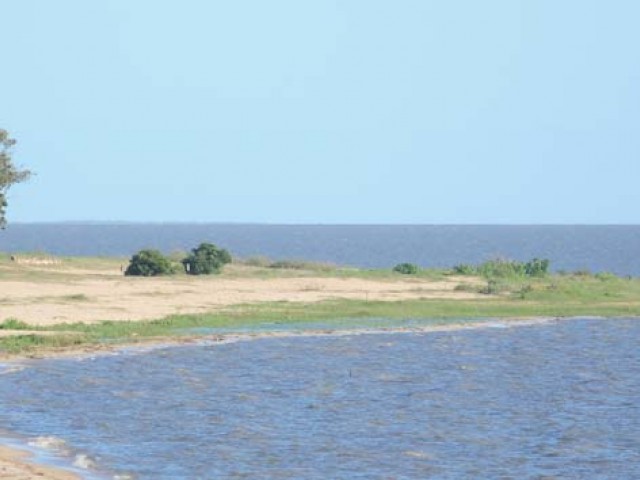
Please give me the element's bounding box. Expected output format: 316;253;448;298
0;445;79;480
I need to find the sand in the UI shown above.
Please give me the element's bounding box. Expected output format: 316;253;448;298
0;445;79;480
0;262;484;327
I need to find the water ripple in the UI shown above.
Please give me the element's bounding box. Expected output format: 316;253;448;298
0;318;639;478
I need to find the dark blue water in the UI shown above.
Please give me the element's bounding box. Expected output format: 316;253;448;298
1;318;639;479
1;223;640;275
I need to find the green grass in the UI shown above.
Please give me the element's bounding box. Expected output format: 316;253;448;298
0;318;31;330
0;333;89;354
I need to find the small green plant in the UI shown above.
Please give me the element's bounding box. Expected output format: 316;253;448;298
0;318;30;330
453;264;476;275
573;269;591;277
477;258;525;278
454;258;551;279
524;258;550;277
182;243;232;275
595;272;618;281
393;263;418;275
124;249;176;276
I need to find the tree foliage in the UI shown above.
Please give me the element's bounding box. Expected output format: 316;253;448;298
0;129;31;228
393;262;419;274
182;242;232;275
124;249;176;276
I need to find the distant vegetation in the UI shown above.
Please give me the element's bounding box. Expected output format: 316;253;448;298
182;243;231;275
268;259;336;272
125;249;177;276
125;243;232;276
393;263;419;275
453;258;550;278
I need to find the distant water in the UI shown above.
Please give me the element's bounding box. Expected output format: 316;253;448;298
1;223;640;275
1;318;639;479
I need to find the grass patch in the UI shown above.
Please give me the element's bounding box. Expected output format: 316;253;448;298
268;259;337;272
0;318;31;330
0;333;88;354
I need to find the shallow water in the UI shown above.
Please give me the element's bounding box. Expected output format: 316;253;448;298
1;318;640;478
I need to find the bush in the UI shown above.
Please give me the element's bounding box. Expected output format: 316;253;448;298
456;257;551;279
524;258;550;277
453;264;476;275
595;272;618;281
182;242;232;275
393;263;418;275
124;249;176;276
477;258;525;278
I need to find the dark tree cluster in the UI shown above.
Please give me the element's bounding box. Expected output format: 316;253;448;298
124;243;232;277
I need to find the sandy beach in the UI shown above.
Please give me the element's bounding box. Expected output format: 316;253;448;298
0;259;483;327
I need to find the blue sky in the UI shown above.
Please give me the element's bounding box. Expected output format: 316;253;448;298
2;0;639;223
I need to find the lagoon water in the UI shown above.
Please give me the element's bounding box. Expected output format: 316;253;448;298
1;318;640;479
2;223;640;275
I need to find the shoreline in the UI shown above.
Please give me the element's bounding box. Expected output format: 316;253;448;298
1;314;598;363
0;444;81;480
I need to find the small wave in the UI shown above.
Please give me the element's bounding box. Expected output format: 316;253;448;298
0;364;26;375
28;435;68;450
73;453;98;470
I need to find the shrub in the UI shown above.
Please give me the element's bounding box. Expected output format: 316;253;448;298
393;263;418;275
453;264;476;275
182;242;232;275
124;249;176;276
477;258;525;278
480;279;510;295
595;272;618;281
524;258;550;277
459;257;551;279
573;269;591;277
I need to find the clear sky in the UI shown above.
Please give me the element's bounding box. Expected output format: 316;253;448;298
2;0;639;224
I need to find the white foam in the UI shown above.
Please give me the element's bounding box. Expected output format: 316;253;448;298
73;453;97;469
28;435;68;450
